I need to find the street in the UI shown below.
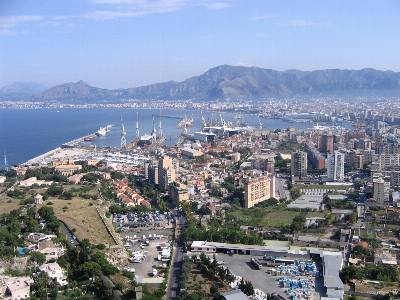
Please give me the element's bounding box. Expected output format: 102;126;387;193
166;211;187;300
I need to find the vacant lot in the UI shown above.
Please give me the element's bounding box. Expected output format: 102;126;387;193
52;198;116;246
261;210;302;227
185;264;232;299
0;183;115;246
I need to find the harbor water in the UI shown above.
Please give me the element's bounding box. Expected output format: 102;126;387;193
0;108;352;167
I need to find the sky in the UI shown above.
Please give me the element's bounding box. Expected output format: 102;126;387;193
1;0;400;89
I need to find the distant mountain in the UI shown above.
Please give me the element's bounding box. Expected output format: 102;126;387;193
0;81;47;94
27;65;400;102
31;80;128;102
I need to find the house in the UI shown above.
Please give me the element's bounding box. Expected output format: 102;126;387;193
6;276;33;300
68;174;84;184
386;207;400;222
36;240;62;261
374;249;397;265
37;263;67;285
374;214;386;223
27;233;48;242
19;177;53;187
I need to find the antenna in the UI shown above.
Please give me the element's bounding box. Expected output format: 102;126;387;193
120;117;126;148
136;111;140;139
4;150;8;171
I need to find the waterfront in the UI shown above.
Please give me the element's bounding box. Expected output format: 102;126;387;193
0;108;352;167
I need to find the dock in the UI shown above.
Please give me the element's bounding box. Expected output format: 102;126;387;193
175;118;194;129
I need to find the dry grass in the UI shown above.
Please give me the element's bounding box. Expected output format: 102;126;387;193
0;184;116;246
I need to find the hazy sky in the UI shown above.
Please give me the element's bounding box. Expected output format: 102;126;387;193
1;0;400;89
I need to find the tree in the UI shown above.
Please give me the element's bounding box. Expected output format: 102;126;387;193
210;284;219;295
27;207;36;219
157;198;168;213
30;251;46;266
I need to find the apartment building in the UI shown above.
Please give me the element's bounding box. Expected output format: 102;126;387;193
244;176;271;208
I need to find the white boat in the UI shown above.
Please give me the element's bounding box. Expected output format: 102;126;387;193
96;127;107;136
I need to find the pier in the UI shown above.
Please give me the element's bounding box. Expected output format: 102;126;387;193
175;118;194;128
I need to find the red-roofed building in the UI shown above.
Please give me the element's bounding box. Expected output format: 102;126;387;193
140;200;151;208
386;207;400;222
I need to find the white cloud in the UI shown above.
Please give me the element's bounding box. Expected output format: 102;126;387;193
251;14;274;21
84;0;188;20
40;21;60;27
277;19;315;27
0;15;42;28
66;23;76;27
0;29;16;36
234;62;251;67
201;2;231;10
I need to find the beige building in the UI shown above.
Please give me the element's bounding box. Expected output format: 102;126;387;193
19;177;53;187
158;156;176;190
6;276;33;300
244;176;271;208
55;164;82;176
169;182;189;202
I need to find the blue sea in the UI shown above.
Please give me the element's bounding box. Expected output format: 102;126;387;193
0;108;351;167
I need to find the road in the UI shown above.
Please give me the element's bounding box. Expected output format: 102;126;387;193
276;177;290;200
166;210;187;300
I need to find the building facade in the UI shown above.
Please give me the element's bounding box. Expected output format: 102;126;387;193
244;176;271;208
327;151;345;182
291;151;307;178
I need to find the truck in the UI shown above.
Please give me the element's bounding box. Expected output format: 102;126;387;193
251;257;263;270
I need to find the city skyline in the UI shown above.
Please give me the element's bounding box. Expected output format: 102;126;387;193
1;0;400;89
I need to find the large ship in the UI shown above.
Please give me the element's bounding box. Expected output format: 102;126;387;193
96;127;107;136
83;134;96;141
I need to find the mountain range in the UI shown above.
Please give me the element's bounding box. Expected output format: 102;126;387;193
2;65;400;102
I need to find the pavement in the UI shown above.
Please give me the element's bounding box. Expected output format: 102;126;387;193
211;253;324;300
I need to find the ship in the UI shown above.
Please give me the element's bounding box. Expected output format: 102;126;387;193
96;127;107;136
83;135;96;141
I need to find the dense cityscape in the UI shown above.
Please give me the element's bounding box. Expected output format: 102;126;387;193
1;0;400;300
1;93;400;300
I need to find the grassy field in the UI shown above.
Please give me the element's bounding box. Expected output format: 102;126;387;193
260;210;302;227
0;183;115;246
305;212;325;218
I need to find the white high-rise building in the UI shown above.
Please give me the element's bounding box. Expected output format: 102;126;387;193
327;151;345;182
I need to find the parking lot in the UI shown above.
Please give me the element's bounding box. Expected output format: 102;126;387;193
111;211;175;232
119;228;173;279
208;253;324;300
